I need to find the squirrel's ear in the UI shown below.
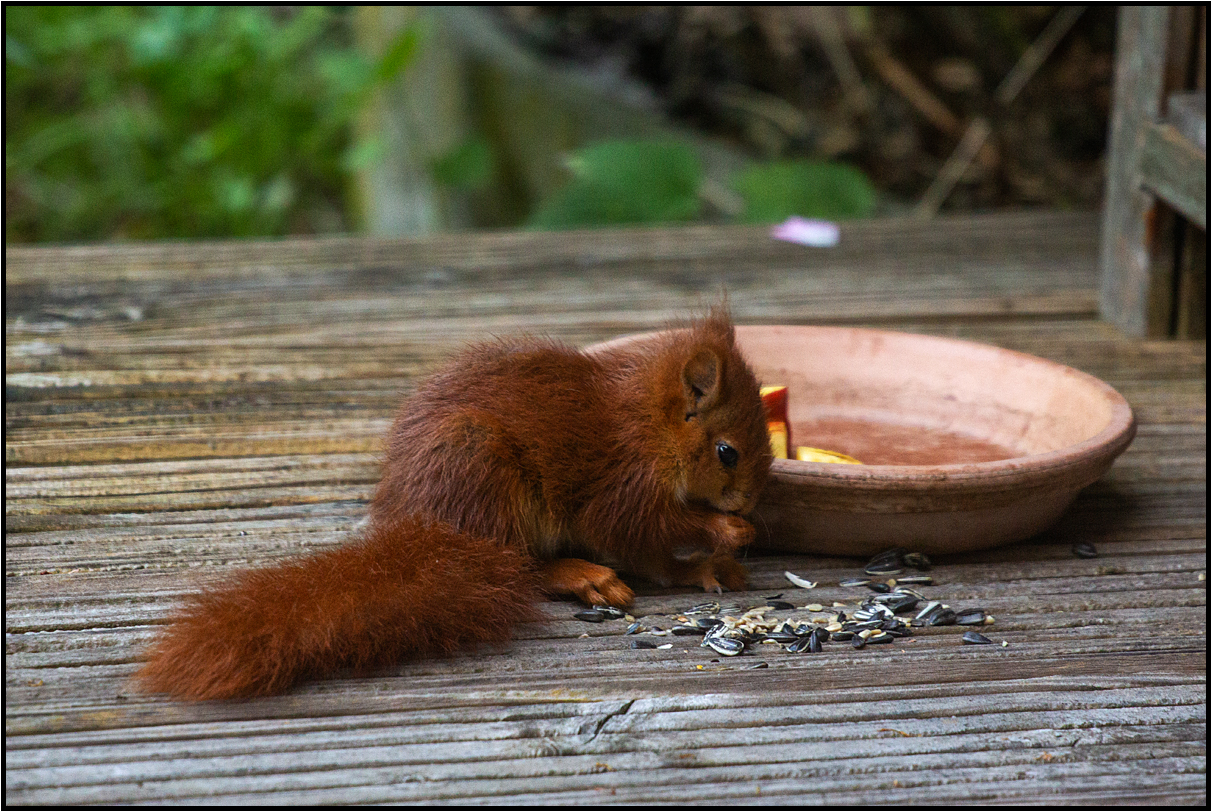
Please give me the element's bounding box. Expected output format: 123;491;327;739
683;348;721;416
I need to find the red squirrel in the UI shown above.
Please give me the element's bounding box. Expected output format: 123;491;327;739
137;309;772;700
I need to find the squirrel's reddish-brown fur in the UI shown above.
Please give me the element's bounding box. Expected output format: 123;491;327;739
138;309;772;700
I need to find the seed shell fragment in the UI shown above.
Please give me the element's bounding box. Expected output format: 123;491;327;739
785;571;817;589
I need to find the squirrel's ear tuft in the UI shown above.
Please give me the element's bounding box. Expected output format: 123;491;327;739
703;305;736;344
683;348;722;415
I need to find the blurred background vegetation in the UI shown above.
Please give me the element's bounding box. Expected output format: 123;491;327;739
5;5;1116;244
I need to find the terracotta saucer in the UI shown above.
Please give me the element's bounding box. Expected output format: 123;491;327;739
593;325;1136;557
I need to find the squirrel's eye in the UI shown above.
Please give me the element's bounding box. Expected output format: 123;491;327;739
716;441;738;469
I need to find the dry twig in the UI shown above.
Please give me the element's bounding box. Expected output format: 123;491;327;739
915;6;1087;218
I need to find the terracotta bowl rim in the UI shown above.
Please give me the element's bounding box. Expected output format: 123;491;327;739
588;324;1137;487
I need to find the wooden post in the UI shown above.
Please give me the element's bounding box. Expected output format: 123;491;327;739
1099;6;1169;337
352;7;475;236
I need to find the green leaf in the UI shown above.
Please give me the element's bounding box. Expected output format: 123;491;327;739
431;136;493;190
733;160;876;223
375;26;419;82
528;139;703;229
5;34;34;68
341;137;384;173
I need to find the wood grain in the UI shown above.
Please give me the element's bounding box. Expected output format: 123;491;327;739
5;212;1206;805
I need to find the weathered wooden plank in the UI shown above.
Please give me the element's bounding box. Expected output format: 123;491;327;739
6;702;1204;789
9;688;1202;770
1141;120;1208;229
7;714;1204;805
4;211;1099;280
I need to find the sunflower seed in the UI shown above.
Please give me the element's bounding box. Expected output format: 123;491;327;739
630;640;657;649
955;608;988;626
839;577;872;588
872;593;919;613
914;600;942;622
672;625;704;636
767;600;796;611
902;551;932;570
962;631;994;645
1072;542;1099;559
928;608;958;627
706;636;744;656
786;635;815;653
858;602;894;619
625;622;644;635
592;605;626;619
574;610;605;622
864;548;905;576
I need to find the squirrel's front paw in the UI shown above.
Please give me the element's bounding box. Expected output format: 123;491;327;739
711;513;756;552
539;558;634;608
677;554;748;594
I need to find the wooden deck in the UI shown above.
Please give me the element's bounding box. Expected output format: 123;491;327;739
5;211;1206;805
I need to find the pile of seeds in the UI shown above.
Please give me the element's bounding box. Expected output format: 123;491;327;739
573;547;1004;657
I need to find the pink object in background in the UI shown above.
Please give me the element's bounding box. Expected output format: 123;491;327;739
771;216;840;247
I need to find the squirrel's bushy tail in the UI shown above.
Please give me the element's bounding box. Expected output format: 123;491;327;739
137;517;543;701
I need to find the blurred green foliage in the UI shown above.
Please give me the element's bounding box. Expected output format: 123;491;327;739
5;7;876;242
528;141;702;229
733;160;877;223
431;136;494;192
5;6;408;243
528;139;877;229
